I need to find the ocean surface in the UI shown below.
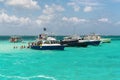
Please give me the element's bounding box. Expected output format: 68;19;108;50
0;36;120;80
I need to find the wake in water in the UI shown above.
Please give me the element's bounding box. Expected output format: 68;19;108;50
0;74;56;80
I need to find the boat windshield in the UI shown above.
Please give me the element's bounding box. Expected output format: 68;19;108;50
43;40;60;44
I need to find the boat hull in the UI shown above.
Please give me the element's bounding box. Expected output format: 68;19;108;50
86;40;101;46
31;45;64;50
60;40;88;47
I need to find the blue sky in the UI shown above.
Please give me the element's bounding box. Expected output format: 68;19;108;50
0;0;120;35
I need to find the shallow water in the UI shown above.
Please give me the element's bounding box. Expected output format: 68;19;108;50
0;36;120;80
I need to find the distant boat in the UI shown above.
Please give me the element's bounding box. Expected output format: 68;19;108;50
30;34;64;50
60;35;88;47
83;34;101;46
100;38;111;43
80;40;101;46
9;36;22;43
83;33;111;43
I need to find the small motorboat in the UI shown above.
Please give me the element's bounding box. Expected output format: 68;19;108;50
100;38;111;43
9;36;22;43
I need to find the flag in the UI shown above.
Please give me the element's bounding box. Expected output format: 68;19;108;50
43;27;46;31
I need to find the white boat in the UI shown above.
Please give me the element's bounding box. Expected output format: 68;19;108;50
9;36;22;43
83;34;101;46
100;38;111;43
30;34;64;50
84;33;111;43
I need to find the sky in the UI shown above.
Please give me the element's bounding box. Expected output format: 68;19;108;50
0;0;120;35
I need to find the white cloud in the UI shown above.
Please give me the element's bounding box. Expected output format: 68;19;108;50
113;0;120;2
0;0;4;2
0;9;6;13
68;0;100;12
0;12;31;25
115;21;120;25
36;14;54;25
84;6;93;12
68;0;100;6
98;18;109;23
43;4;64;14
6;0;40;9
62;17;88;23
67;2;75;6
68;2;80;12
74;6;80;12
36;4;64;26
78;1;100;6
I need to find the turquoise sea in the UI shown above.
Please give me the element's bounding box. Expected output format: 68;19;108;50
0;36;120;80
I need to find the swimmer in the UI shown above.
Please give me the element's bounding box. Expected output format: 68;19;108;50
13;46;15;49
23;45;26;48
15;46;18;49
27;46;30;48
20;46;23;49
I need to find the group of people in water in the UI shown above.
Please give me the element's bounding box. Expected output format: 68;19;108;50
13;45;28;49
13;42;31;49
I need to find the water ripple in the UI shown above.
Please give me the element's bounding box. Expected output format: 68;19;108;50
0;74;56;80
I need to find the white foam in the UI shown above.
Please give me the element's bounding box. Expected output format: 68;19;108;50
0;74;56;80
0;74;28;80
